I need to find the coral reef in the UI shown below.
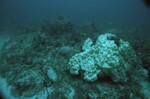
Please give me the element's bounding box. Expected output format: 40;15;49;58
0;19;149;99
132;38;150;81
68;33;143;82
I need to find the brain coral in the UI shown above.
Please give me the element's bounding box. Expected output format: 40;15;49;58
68;33;139;82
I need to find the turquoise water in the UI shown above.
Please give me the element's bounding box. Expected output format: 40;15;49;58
0;0;150;99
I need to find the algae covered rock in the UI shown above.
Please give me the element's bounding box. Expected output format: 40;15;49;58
68;33;140;82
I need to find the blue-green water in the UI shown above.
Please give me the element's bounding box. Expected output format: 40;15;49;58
0;0;150;99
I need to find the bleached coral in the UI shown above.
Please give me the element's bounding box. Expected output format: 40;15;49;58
68;33;139;82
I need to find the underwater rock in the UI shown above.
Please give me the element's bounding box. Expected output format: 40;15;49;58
11;69;45;97
68;33;141;82
0;77;15;99
140;81;150;99
47;67;57;82
48;85;75;99
57;46;73;55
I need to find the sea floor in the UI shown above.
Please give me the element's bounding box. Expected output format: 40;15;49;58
0;20;150;99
